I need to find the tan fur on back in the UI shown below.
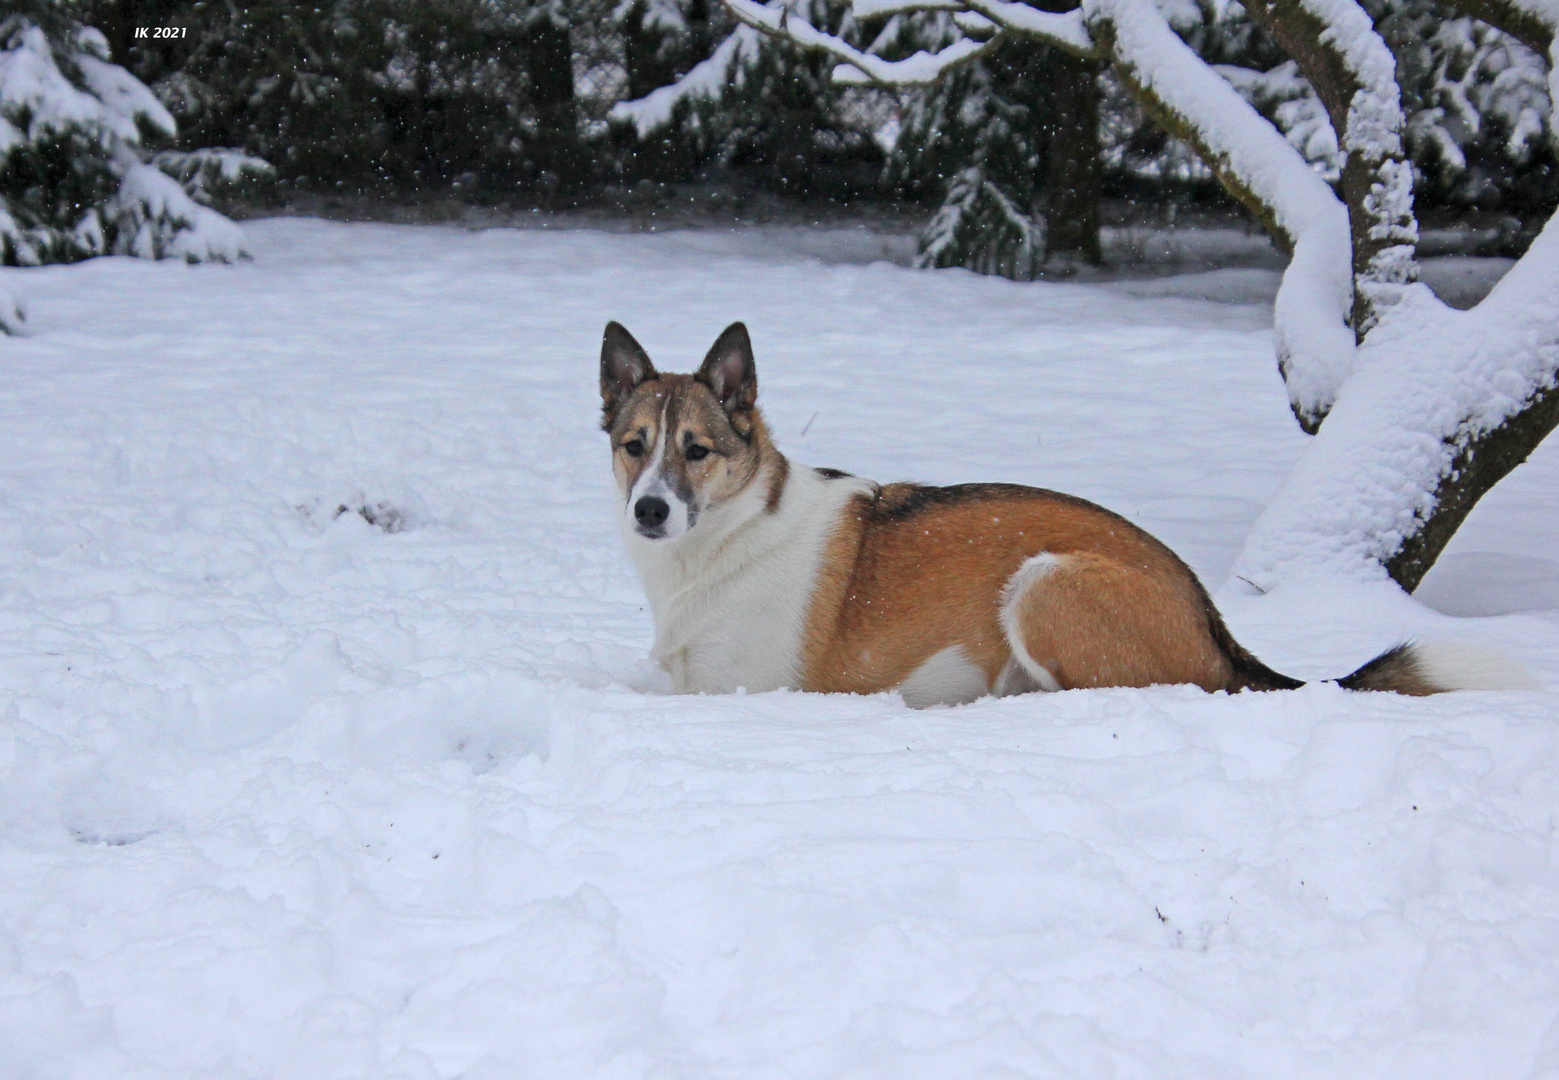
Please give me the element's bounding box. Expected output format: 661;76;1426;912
799;483;1235;694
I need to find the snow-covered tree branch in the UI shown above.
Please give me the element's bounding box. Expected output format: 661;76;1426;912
713;0;1359;421
702;0;1559;594
1239;0;1420;345
1440;0;1558;57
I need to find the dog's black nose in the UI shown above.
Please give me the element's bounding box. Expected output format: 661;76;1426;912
634;495;670;530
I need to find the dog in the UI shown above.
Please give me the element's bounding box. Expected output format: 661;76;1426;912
600;321;1525;705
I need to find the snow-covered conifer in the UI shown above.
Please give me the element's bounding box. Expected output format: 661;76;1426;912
1381;1;1554;209
0;11;248;284
886;17;1090;277
610;0;883;196
150;148;275;207
1203;1;1553;211
916;163;1048;277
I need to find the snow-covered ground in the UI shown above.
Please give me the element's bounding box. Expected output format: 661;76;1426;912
1;219;1556;1079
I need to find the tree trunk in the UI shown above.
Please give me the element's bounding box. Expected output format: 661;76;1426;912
1041;51;1103;265
1231;214;1559;592
1018;1;1103;266
1387;382;1559;591
525;8;581;194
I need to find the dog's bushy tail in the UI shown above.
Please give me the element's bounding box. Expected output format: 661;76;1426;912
1204;597;1538;695
1336;640;1539;695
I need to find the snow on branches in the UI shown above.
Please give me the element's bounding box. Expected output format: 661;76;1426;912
701;0;1359;419
0;15;253;287
1394;11;1552;201
699;0;1559;591
917;164;1048;276
610;22;769;133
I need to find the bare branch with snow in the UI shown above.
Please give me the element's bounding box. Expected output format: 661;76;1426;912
723;0;997;86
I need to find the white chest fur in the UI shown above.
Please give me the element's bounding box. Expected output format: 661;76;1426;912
625;466;867;694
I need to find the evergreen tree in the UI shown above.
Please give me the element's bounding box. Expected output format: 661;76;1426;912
1184;1;1554;224
1379;0;1555;216
0;10;248;278
888;12;1102;278
705;1;881;196
92;0;578;197
611;0;885;197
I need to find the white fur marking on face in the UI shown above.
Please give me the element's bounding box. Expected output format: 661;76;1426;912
624;399;693;541
999;553;1065;693
898;645;989;708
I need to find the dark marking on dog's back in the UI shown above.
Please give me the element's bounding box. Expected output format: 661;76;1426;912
862;482;1140;528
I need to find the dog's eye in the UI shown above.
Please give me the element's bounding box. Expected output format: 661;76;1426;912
685;444;710;462
623;439;644;458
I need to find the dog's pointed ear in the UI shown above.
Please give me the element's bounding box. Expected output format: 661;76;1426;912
696;322;758;414
600;321;657;426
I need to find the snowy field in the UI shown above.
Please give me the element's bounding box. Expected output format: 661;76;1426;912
2;218;1557;1079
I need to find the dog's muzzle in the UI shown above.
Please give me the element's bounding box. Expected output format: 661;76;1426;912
634;495;670;537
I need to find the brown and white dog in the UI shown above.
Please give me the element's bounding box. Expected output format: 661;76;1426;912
600;321;1522;705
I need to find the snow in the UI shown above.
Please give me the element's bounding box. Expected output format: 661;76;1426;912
609;25;763;134
945;0;1091;51
717;0;1000;89
151;148;276;207
75;54;176;141
1218;60;1342;181
2;219;1557;1079
0;23;168;145
1303;0;1405;163
1409;20;1552;177
1232;203;1559;589
1494;0;1559;111
105;163;248;262
0;274;23;334
0;25;124;141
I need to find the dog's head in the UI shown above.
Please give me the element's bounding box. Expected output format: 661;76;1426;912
600;321;768;542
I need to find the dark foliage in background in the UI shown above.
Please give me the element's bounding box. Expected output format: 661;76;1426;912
83;0;886;203
611;0;887;199
84;0;554;194
691;1;884;199
882;15;1103;275
1375;0;1558;214
16;0;1559;259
